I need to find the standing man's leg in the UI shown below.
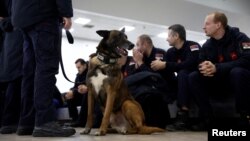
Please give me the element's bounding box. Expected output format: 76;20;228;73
31;18;75;137
0;77;22;134
17;31;36;135
0;83;7;129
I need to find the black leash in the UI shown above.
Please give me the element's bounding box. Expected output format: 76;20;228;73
59;29;75;83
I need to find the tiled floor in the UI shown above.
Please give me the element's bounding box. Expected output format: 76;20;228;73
0;128;207;141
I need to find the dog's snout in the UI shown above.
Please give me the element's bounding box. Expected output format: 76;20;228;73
129;43;134;50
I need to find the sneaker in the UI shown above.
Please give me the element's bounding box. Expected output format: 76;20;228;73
166;110;189;131
16;127;34;136
32;122;76;137
0;126;17;134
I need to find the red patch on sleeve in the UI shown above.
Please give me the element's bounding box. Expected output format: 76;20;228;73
230;52;238;60
218;55;224;63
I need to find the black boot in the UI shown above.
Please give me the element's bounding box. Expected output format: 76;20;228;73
190;118;209;131
166;110;189;131
239;113;250;129
32;121;76;137
0;126;17;134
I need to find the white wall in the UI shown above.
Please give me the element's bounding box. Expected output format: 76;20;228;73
56;37;98;92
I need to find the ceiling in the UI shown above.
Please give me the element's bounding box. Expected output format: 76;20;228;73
68;0;250;50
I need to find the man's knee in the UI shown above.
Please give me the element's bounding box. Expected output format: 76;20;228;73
188;71;201;83
230;67;248;82
177;70;189;79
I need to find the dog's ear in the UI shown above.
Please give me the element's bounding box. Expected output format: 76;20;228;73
121;27;125;33
96;30;110;38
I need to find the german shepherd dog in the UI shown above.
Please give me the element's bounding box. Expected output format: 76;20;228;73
81;28;165;136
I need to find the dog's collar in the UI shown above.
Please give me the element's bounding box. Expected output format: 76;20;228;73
97;53;117;64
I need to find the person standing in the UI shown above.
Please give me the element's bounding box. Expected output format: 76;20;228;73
12;0;75;137
0;0;23;134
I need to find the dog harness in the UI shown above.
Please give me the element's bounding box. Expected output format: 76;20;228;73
97;53;118;64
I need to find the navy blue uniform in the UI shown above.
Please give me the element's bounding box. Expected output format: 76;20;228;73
11;0;73;128
165;41;200;107
123;54;171;128
189;26;250;117
67;70;87;121
135;47;176;81
0;0;23;130
0;0;23;82
12;0;73;28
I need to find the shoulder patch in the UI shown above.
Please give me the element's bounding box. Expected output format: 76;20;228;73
190;45;199;51
242;42;250;49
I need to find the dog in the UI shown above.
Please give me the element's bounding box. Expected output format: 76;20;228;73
81;28;165;136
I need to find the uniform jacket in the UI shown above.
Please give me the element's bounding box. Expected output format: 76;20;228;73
165;40;201;72
0;0;23;82
12;0;73;28
134;47;176;80
70;69;88;96
200;26;250;75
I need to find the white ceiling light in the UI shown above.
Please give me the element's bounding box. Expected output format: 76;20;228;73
157;32;168;38
119;26;135;32
74;18;91;25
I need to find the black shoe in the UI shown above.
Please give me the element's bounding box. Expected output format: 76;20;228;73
16;127;34;136
32;122;76;137
166;121;188;131
238;114;250;129
190;119;209;131
166;110;189;131
0;126;17;134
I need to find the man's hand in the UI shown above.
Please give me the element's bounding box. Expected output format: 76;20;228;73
199;61;216;77
132;48;144;66
62;17;72;30
78;85;88;94
151;60;166;71
65;90;74;100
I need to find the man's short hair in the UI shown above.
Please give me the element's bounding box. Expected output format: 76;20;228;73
75;58;86;65
210;11;228;29
168;24;186;41
138;34;153;46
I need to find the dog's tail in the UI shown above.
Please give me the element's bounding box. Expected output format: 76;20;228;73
138;126;165;134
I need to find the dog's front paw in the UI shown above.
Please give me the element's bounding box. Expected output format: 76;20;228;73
95;130;106;136
120;129;128;135
80;127;91;135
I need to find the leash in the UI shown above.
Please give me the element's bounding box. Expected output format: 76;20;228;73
59;29;75;83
